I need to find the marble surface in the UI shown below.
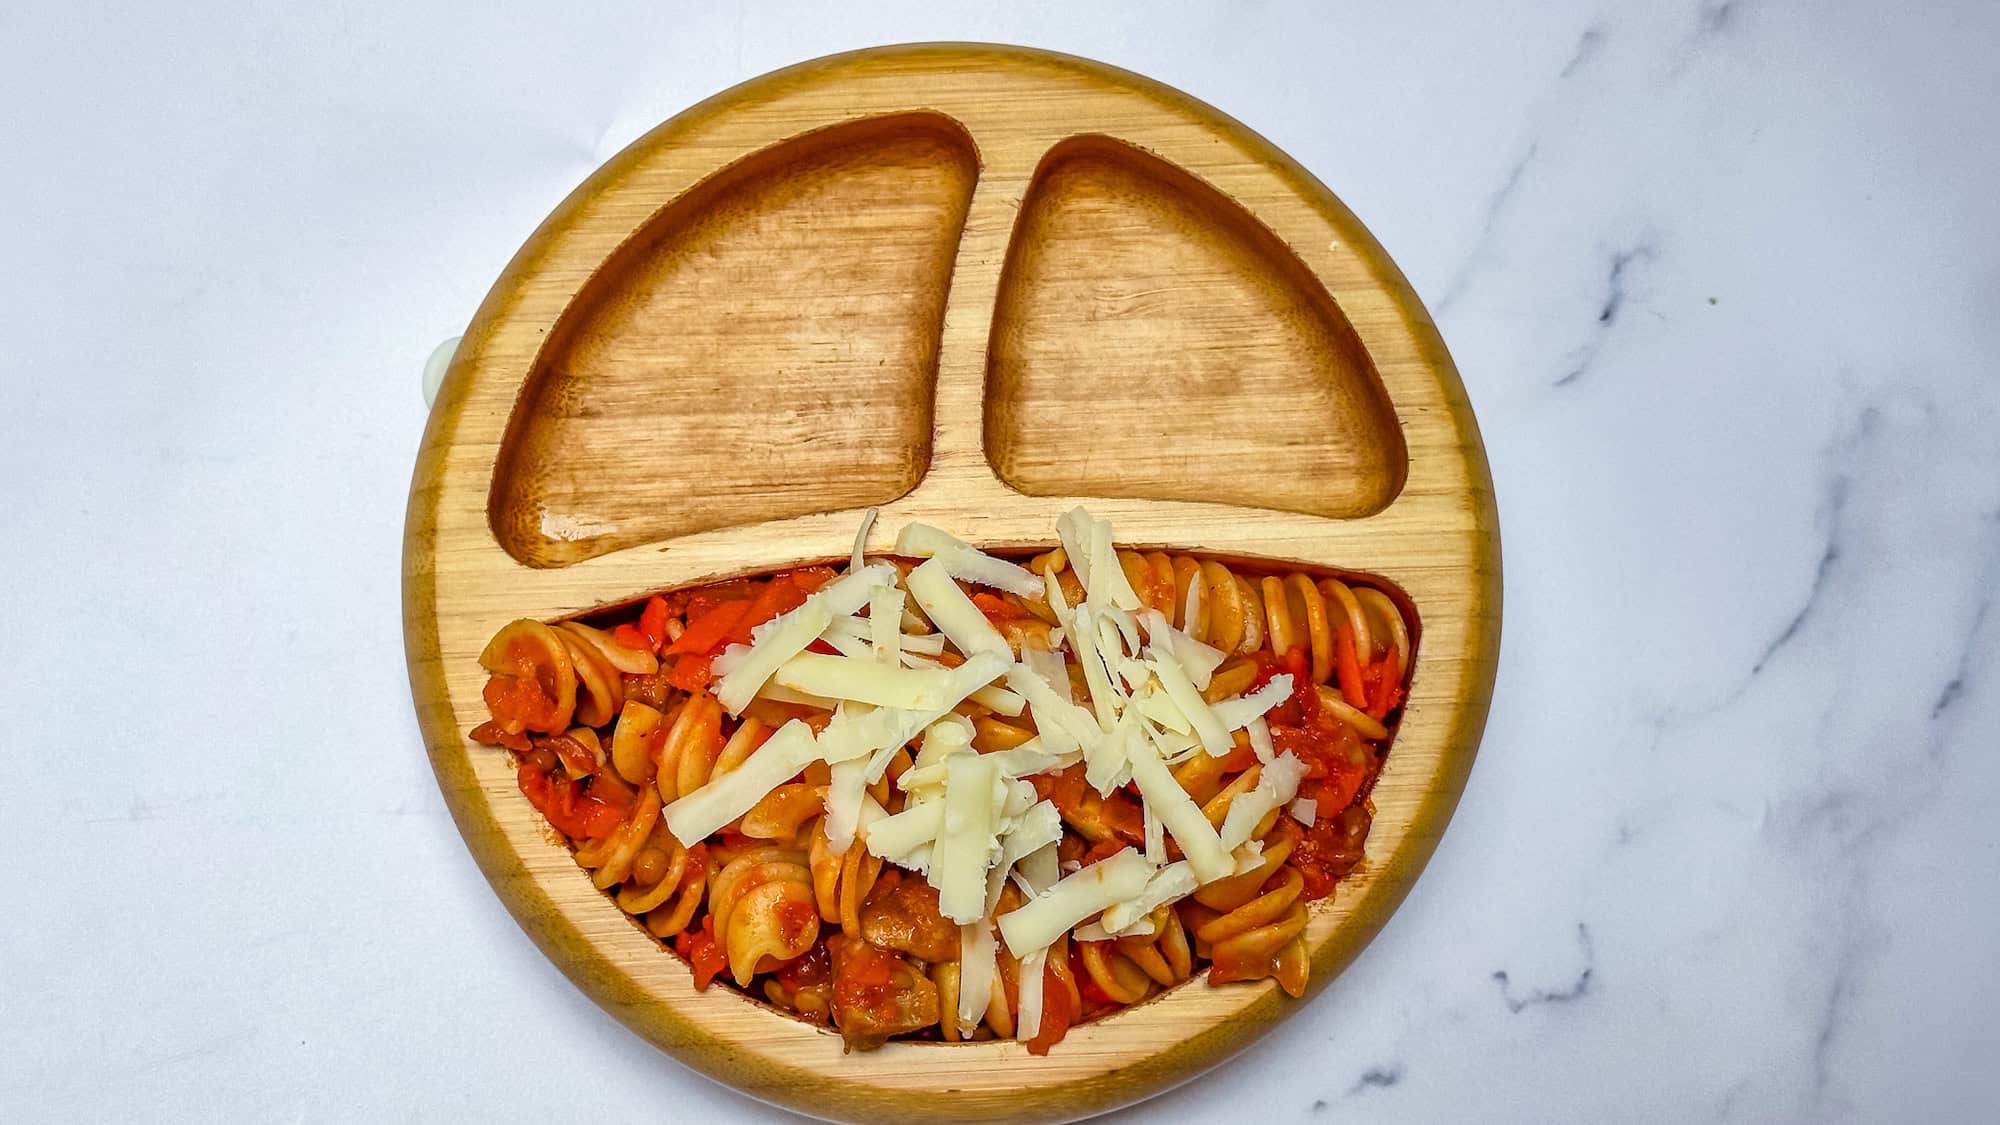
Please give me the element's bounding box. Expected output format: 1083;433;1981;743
5;2;1996;1121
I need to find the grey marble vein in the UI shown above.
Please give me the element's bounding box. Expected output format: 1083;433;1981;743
1434;144;1538;315
1554;240;1658;386
1493;923;1595;1013
1560;24;1608;79
1668;0;1753;74
1929;509;2000;723
1347;1065;1404;1095
1748;475;1851;679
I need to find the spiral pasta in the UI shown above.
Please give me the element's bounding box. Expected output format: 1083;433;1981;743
468;517;1410;1053
807;817;885;933
707;845;820;987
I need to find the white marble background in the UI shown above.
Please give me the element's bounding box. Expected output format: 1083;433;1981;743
5;2;1995;1121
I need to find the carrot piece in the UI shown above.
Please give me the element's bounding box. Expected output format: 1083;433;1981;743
1218;735;1259;773
636;596;673;652
675;916;728;990
1314;763;1367;813
666;653;715;692
1363;659;1403;720
785;566;838;594
725;575;810;645
1334;622;1368;710
667;600;750;656
1024;959;1075;1056
972;592;1028;621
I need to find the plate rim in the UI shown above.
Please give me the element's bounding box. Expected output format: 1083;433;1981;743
403;40;1500;1124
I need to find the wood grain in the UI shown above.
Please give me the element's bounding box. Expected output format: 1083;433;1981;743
404;43;1499;1125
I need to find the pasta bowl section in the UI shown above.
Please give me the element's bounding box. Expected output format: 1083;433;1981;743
405;44;1499;1125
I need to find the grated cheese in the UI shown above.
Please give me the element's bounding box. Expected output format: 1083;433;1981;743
893;522;1041;596
822;750;871;853
713;563;895;714
1100;860;1198;934
1247;716;1275;763
996;848;1153;957
1005;659;1100;757
771;651;956;710
1126;725;1233;883
904;558;1011;660
968;683;1026;717
849;507;877;573
1211;674;1294;731
933;753;1002;923
664;720;838;844
958;920;997;1036
1145;642;1232;756
869;586;904;667
1046;575;1120;728
1017;946;1048;1043
1083;709;1138;796
864;800;946;863
1140;609;1225;690
1217;752;1308;851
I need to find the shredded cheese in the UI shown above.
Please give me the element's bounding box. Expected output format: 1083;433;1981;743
898;743;1063;791
958;921;996;1036
997;848;1153;957
1083;710;1138;796
1133;683;1191;734
771;651;956;710
1211;673;1294;731
1141;609;1225;690
1047;576;1120;728
933;753;1002;923
1086;516;1143;611
755;680;840;710
1145;643;1232;756
1017;946;1048;1043
849;507;877;573
1005;660;1099;756
1247;716;1275;763
713;563;895;714
1217;753;1308;851
893;522;1041;596
664;720;837;844
1100;860;1197;934
904;558;1011;659
1126;725;1233;883
864;800;946;863
869;586;903;666
823;751;871;853
968;683;1026;717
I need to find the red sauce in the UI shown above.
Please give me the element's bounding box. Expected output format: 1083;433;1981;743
674;916;729;989
831;938;907;1026
776;898;818;948
1290;807;1373;901
1023;959;1074;1056
774;939;831;993
482;666;563;735
515;764;623;840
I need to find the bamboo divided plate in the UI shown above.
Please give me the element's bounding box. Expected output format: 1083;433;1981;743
404;43;1498;1125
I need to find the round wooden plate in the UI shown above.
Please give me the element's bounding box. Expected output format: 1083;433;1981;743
404;43;1498;1125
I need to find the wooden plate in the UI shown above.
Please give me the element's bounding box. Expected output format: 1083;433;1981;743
404;43;1498;1124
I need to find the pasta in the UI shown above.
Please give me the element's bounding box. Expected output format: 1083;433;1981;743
469;509;1409;1052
